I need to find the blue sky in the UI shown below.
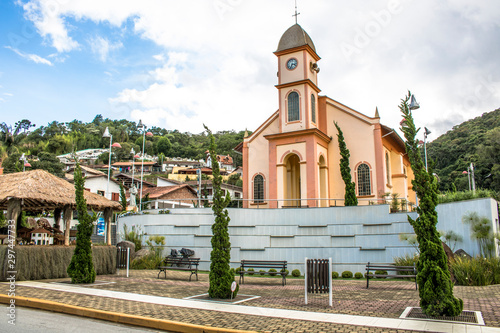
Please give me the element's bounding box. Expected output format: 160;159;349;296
1;0;499;138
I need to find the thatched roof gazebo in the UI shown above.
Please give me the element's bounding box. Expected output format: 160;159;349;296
0;169;122;245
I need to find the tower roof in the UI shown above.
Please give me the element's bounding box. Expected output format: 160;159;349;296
276;24;316;53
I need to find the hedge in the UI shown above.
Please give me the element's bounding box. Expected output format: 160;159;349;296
0;245;116;281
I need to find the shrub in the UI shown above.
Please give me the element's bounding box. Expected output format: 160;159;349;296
375;270;388;279
332;271;339;279
123;224;143;251
0;245;116;281
248;268;255;275
291;269;301;277
206;125;235;299
354;272;363;279
394;253;419;267
235;267;243;274
269;268;277;276
259;269;266;276
130;253;163;270
281;269;289;276
67;163;96;284
452;256;500;286
394;253;419;279
341;271;353;278
229;268;236;276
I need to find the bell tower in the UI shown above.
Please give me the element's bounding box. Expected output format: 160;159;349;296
274;24;321;133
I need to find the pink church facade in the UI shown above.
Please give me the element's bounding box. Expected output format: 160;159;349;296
241;24;416;209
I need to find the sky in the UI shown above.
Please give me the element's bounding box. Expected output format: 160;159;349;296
0;0;499;141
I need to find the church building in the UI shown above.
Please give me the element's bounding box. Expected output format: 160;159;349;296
241;24;416;208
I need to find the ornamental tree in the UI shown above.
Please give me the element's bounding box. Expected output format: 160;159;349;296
119;183;127;212
204;125;237;299
400;92;462;316
334;122;358;206
67;162;97;284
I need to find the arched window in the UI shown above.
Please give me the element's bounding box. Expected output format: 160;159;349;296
357;163;371;196
311;94;316;123
385;153;391;185
253;174;264;203
288;92;300;122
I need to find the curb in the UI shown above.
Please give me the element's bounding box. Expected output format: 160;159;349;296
0;294;257;333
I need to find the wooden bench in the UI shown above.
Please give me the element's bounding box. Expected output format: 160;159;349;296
365;262;417;289
158;257;200;281
239;260;288;286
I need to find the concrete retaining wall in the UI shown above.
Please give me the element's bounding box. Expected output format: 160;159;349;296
117;198;499;274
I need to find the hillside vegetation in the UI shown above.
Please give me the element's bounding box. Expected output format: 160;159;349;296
0;115;246;173
427;108;500;192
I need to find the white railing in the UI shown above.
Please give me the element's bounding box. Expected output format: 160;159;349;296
123;197;416;213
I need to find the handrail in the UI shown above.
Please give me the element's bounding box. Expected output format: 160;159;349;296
121;196;416;213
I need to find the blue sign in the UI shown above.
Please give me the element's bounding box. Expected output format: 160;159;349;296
97;217;105;236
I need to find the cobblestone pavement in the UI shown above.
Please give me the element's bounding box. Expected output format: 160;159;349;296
2;270;499;332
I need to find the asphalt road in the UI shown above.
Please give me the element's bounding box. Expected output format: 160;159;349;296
1;306;171;332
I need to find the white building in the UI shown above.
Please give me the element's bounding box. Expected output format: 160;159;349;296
66;166;122;201
30;228;54;245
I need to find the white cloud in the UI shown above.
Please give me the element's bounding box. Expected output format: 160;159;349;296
88;36;122;62
3;93;13;97
5;46;53;66
22;0;79;52
19;0;500;135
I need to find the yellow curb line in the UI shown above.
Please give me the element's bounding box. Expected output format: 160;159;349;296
0;294;257;333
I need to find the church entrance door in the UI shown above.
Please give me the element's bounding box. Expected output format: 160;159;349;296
284;154;301;207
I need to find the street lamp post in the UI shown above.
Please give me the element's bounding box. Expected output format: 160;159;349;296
103;127;122;200
137;120;153;211
424;127;431;172
408;94;420;206
130;148;136;188
103;127;112;200
19;153;30;172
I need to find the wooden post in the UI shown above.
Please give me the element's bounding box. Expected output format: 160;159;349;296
63;204;72;246
7;198;22;245
53;207;62;230
104;207;113;246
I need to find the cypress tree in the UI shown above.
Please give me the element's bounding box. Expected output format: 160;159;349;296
67;162;97;284
205;125;236;299
400;92;463;316
119;183;127;212
334;122;358;206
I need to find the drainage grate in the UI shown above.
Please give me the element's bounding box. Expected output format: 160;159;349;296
401;307;484;325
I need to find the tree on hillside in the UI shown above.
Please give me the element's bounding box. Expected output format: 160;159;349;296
334;122;358;206
426;108;500;192
400;91;463;317
205;124;236;299
157;137;172;156
30;152;65;177
67;163;97;284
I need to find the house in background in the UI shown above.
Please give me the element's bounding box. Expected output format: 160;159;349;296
112;161;161;173
140;184;198;209
163;158;204;172
114;173;156;191
66;166;121;201
157;177;183;187
240;24;415;208
205;151;235;172
30;228;54;245
185;180;242;203
57;148;108;170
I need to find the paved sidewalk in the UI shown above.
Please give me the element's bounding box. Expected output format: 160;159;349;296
1;270;500;332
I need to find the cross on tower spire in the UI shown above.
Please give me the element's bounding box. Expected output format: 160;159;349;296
293;0;300;24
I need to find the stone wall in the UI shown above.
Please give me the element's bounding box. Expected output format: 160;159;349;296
117;198;499;274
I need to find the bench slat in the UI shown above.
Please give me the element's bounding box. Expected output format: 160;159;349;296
239;260;287;286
